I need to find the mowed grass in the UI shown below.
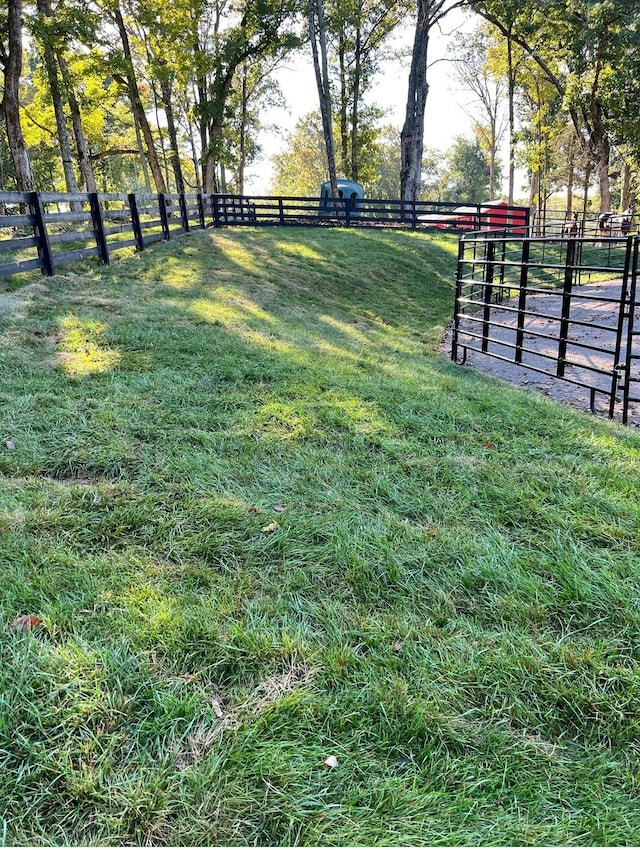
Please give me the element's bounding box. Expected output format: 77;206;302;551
1;225;640;846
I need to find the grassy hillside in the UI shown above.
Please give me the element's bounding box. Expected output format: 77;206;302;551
1;226;640;846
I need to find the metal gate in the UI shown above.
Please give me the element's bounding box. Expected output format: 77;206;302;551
451;231;640;424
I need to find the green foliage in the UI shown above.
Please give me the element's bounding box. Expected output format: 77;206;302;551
270;110;401;198
270;111;329;196
423;135;497;203
473;0;640;208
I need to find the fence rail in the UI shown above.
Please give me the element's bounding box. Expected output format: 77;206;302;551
0;190;530;282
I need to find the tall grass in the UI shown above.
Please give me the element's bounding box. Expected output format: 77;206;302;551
1;226;639;846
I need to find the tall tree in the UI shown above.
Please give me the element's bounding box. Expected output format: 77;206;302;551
400;0;463;204
107;0;168;193
2;0;36;191
437;134;495;202
451;24;507;200
329;0;407;181
309;0;338;199
32;0;80;195
270;110;328;196
472;0;640;212
196;0;301;193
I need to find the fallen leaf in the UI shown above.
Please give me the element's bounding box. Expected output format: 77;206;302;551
323;755;338;770
211;697;224;718
10;614;43;632
483;441;495;449
272;504;286;512
261;521;280;535
393;641;403;652
84;348;91;356
248;506;258;514
3;440;15;451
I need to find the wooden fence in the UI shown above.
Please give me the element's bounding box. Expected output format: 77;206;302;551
0;190;531;282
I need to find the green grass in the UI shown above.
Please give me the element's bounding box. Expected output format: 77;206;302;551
1;225;640;846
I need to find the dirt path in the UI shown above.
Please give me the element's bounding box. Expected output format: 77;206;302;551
442;279;640;427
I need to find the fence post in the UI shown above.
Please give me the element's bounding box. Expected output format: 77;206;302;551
557;236;576;377
89;192;110;265
197;193;206;229
514;238;530;363
451;237;466;363
481;238;496;353
128;193;144;252
158;193;170;239
412;199;417;230
179;193;189;232
278;198;285;225
29;192;55;277
621;236;639;424
212;194;221;228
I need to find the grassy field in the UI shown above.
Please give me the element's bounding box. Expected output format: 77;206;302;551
1;225;640;846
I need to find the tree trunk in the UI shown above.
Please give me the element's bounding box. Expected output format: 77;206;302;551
488;117;496;200
400;0;430;204
113;5;167;194
528;167;539;234
159;74;185;195
566;135;574;215
238;62;248;195
581;162;591;229
338;26;349;177
594;134;611;212
56;51;98;193
3;0;36;191
36;0;79;197
132;109;152;193
204;149;218;194
310;0;338;200
186;87;203;193
149;72;171;191
622;161;632;210
506;30;515;206
350;26;362;183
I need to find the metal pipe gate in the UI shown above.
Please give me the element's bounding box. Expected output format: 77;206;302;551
451;230;640;424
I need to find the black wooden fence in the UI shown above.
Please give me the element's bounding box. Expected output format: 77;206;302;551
0;190;530;282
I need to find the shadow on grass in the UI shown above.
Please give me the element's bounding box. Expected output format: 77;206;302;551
2;226;640;846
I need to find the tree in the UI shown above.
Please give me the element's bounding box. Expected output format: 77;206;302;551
31;0;80;196
328;0;407;181
451;24;507;200
108;0;168;193
309;0;338;199
195;0;301;193
365;123;401;197
223;58;284;194
2;0;36;191
472;0;640;212
437;134;495;202
270;111;328;196
400;0;463;205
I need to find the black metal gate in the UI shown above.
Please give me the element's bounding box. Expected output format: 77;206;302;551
451;231;640;424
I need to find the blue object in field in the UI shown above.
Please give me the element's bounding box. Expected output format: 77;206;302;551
319;179;364;217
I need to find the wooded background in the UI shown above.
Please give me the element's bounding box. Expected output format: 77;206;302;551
2;0;640;218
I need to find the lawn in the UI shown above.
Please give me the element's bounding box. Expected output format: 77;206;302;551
1;225;640;846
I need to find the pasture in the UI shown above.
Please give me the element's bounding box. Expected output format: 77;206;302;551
1;226;640;846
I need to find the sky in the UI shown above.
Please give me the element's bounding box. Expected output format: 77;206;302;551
244;8;477;195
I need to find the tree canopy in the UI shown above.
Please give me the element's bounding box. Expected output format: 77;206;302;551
2;0;640;212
